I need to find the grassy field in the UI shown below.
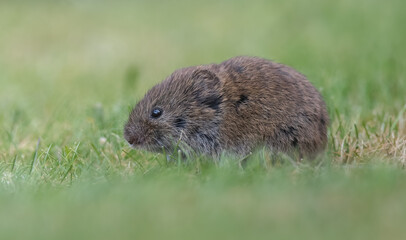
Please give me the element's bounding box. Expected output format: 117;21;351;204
0;0;405;239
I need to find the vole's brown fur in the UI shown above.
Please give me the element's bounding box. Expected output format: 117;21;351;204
124;56;329;159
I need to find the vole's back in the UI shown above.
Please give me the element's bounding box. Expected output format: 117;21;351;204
215;56;328;157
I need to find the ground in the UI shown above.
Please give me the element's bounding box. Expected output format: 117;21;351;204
0;0;405;239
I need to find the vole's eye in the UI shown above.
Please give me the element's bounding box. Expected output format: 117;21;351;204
151;107;163;118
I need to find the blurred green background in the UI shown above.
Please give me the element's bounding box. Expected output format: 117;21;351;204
0;0;405;239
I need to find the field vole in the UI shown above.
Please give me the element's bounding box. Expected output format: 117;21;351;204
124;56;329;159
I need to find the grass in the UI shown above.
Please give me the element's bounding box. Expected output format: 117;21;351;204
0;0;406;239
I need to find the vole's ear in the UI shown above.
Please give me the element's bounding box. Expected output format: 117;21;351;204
191;69;220;91
191;69;222;110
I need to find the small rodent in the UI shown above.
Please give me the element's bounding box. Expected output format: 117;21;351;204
124;56;329;159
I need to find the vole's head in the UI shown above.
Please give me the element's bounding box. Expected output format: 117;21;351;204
124;66;222;153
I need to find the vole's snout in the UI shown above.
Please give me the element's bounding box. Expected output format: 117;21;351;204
126;134;143;146
124;124;144;147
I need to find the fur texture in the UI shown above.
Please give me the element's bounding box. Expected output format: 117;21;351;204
124;56;329;158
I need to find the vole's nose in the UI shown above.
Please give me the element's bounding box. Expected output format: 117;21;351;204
124;124;144;147
127;135;143;146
